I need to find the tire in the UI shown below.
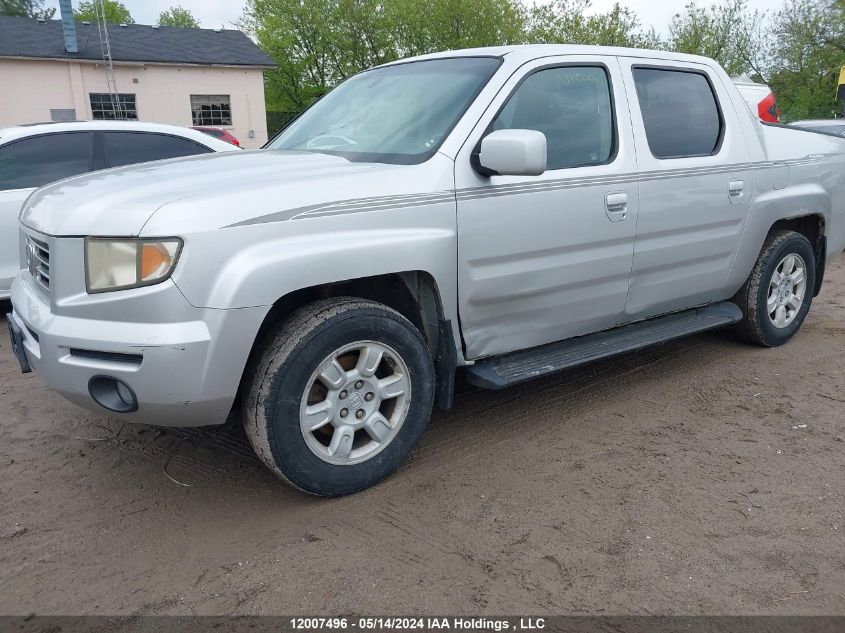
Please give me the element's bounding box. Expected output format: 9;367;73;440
733;230;816;347
243;297;435;496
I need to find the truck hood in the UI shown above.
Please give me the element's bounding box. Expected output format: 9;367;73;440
20;150;396;236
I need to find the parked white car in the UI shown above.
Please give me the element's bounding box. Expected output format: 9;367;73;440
732;76;780;123
0;121;239;299
9;46;845;496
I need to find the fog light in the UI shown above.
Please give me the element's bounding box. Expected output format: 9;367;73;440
88;375;138;413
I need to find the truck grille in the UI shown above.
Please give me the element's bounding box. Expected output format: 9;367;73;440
26;235;50;292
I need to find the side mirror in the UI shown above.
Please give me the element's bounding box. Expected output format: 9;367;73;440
475;129;547;176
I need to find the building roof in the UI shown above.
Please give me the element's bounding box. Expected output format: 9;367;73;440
0;15;275;68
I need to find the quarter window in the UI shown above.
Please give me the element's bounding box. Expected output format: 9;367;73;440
90;93;138;120
632;67;722;158
491;66;615;170
191;95;232;126
103;132;206;168
0;132;93;191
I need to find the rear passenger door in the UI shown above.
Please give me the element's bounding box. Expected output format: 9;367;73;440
102;131;211;168
619;59;753;320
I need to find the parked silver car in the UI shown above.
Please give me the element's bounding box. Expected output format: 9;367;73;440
8;46;845;496
0;120;239;299
789;119;845;136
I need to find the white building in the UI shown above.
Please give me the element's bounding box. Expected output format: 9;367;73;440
0;13;274;148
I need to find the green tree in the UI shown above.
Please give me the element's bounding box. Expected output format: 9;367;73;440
764;0;845;119
525;0;660;48
243;0;526;118
0;0;55;19
385;0;525;57
157;6;200;28
241;0;340;115
243;0;845;127
74;0;134;24
667;0;759;76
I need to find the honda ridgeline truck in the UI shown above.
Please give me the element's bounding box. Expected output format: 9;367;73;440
8;46;845;496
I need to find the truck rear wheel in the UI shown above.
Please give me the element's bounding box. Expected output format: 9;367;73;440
733;230;816;347
243;297;435;496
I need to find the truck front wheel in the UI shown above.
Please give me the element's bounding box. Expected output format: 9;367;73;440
734;230;816;347
243;297;435;496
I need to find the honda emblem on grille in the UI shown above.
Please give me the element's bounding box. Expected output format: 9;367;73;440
26;242;37;278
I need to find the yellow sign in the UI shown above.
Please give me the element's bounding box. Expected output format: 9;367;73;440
838;66;845;100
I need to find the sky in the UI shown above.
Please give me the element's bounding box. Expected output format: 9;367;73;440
45;0;244;30
45;0;785;33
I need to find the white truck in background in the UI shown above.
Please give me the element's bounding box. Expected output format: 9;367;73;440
733;76;780;123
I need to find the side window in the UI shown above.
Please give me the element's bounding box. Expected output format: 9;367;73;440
492;66;615;170
632;67;723;159
104;132;201;168
0;132;92;191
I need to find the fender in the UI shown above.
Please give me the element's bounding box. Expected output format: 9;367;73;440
726;181;832;293
170;207;461;341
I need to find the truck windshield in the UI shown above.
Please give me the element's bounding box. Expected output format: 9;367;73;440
266;57;501;164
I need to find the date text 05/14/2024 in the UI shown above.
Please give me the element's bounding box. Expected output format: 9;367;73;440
288;618;547;631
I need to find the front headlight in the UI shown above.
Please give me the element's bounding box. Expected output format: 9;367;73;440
85;238;182;293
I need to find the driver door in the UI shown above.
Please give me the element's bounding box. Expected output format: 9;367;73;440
455;56;639;359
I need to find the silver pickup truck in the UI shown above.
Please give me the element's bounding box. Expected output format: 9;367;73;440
8;45;845;496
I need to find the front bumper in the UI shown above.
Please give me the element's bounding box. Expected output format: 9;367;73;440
9;273;268;427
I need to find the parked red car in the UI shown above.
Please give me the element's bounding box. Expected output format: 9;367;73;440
191;126;240;146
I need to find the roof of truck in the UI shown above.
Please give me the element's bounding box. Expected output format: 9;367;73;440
385;44;717;68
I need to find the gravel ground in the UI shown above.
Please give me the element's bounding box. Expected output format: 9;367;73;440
1;257;843;616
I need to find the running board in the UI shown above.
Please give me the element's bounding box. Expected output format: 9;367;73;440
464;301;742;389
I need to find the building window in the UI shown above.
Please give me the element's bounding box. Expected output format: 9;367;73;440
90;93;138;120
191;95;232;126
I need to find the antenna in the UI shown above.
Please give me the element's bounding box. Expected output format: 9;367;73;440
94;0;125;119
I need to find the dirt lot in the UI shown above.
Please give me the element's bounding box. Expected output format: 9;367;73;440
1;258;844;617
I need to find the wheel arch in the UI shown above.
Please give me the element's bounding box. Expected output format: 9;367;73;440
237;271;457;412
765;213;826;296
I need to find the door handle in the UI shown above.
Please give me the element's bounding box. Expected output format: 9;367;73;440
729;180;744;201
605;192;628;222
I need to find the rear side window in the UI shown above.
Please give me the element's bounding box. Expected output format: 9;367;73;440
492;65;615;169
0;132;93;191
103;132;203;168
633;67;723;159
